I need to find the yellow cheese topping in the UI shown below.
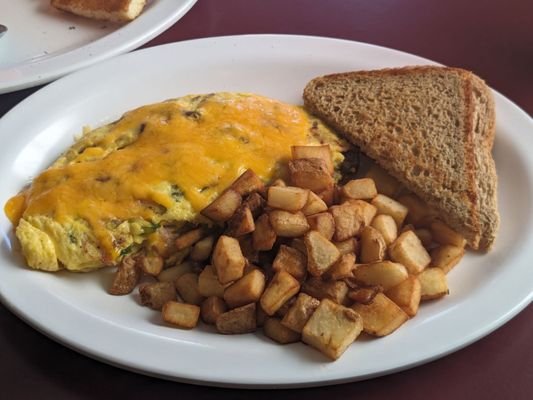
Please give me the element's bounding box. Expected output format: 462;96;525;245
6;94;328;263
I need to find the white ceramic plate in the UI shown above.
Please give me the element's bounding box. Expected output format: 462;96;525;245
0;0;197;93
0;35;532;388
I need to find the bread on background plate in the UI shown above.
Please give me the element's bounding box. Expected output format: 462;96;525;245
303;66;499;251
51;0;147;22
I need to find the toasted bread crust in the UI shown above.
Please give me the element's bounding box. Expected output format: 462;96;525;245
303;66;499;250
51;0;146;22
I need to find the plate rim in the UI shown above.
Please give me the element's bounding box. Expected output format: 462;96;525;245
0;34;532;388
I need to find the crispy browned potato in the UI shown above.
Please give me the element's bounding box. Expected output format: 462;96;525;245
330;201;364;241
302;299;363;360
198;265;229;298
348;199;377;226
419;267;449;300
289;237;307;254
242;192;265;218
397;193;437;227
264;317;301;344
190;235;215;262
288;158;333;192
109;256;141;295
239;236;259;263
301;277;349;305
430;245;465;274
229;169;265;196
216;303;257;334
267;186;310;211
430;220;467;248
212;235;246;284
334;238;359;255
157;261;194;283
223;269;266;308
137;250;164;276
385;275;421;317
274;296;296;318
226;204;255;237
347;286;381;305
291;145;333;173
341;178;378;201
302;190;328;216
272;245;307;281
175;272;205;305
147;227;179;258
268;210;310;237
201;189;242;222
351;293;408;336
271;178;287;187
352;261;408;291
175;227;205;251
200;296;228;325
360;226;387;263
139;282;176;310
260;270;301;316
252;213;277;251
371;214;398;245
389;230;431;274
306;212;335;241
281;292;320;333
365;163;403;197
317;184;336;206
414;228;433;248
371;194;408;228
323;253;356;281
162;301;200;329
305;230;341;277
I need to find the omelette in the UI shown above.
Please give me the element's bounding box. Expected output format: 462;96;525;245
4;93;350;272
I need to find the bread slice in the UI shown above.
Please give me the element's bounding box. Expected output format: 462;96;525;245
51;0;147;22
303;66;499;250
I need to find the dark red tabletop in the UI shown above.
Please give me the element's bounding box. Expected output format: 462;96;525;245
1;0;532;398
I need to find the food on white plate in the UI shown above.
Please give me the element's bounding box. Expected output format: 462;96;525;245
51;0;147;22
303;66;499;250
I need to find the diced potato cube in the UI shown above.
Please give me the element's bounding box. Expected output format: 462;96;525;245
430;220;467;248
301;277;349;305
139;282;176;310
365;163;403;197
419;267;449;300
201;189;242;222
360;226;387;263
175;227;204;251
109;256;141;295
430;245;465;274
281;293;320;333
272;245;307;281
330;202;365;241
162;301;200;329
223;269;266;308
306;212;335;241
323;253;356;280
190;235;215;262
414;228;433;248
351;293;408;336
305;230;341;277
347;286;381;305
226;204;255;237
371;214;398;245
288;158;333;192
389;230;431;274
290;237;307;254
264;317;301;344
200;296;228;325
274;296;296;318
260;270;300;316
334;238;359;255
302;299;363;360
317;184;336;206
242;192;265;218
352;261;408;291
216;303;257;334
252;214;277;251
301;190;328;216
175;272;205;305
267;186;310;211
371;194;408;228
137;250;164;276
271;178;287;187
268;210;309;237
341;178;377;201
158;261;194;283
198;265;229;298
229;169;265;196
291;145;333;173
212;235;246;284
397;193;436;226
347;200;377;226
385;275;421;317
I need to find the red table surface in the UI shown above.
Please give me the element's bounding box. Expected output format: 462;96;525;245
0;0;531;398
